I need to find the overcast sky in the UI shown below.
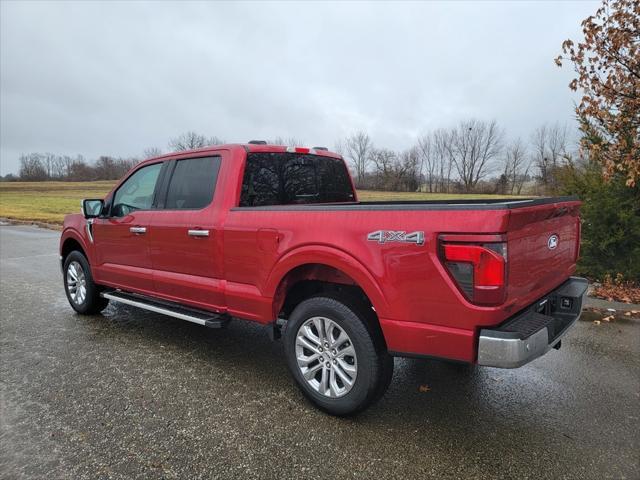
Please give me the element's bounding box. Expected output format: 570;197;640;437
0;0;597;175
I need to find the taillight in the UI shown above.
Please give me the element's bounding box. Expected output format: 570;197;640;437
440;240;507;306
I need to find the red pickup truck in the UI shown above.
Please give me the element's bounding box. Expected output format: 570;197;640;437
60;143;587;415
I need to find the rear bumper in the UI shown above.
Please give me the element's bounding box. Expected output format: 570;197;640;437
477;276;588;368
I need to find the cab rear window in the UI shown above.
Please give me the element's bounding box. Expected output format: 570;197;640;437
239;153;354;207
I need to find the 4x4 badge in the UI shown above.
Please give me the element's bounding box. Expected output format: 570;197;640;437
367;230;425;245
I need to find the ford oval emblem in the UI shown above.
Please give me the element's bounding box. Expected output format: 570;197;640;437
548;234;559;250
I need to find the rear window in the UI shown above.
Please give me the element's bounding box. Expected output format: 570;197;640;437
239;153;354;207
165;156;221;210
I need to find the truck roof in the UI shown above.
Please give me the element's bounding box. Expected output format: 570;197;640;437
141;143;342;167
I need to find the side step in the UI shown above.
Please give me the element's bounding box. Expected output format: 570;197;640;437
101;291;230;328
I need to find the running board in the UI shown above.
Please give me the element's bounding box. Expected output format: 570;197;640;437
101;291;230;328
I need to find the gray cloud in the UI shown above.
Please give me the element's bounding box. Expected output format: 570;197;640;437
0;0;597;174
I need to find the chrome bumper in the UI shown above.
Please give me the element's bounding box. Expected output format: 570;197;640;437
477;277;589;369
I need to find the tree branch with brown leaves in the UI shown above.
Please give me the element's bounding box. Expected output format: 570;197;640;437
555;0;639;187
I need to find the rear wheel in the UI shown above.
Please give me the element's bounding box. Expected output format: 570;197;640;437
63;251;109;314
284;294;393;416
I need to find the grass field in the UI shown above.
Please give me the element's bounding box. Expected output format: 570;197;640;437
0;181;117;224
0;181;521;224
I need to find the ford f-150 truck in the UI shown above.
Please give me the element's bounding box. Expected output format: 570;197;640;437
60;143;588;415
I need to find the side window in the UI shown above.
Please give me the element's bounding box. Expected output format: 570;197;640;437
112;162;162;217
165;156;220;210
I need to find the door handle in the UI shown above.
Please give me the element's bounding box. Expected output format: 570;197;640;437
129;227;146;234
188;229;209;237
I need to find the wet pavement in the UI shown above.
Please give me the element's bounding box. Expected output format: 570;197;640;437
1;224;638;479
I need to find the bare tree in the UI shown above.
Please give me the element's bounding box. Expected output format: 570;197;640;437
168;131;223;151
18;154;47;181
532;125;549;185
450;119;503;193
416;134;435;192
67;157;93;181
369;148;395;190
58;155;75;179
117;158;138;175
503;139;531;194
271;136;304;146
416;130;455;193
143;147;162;159
344;132;372;187
94;156;118;180
432;128;455;193
68;155;88;180
41;153;57;179
367;147;419;192
531;123;569;191
332;139;344;156
52;155;68;179
398;147;420;192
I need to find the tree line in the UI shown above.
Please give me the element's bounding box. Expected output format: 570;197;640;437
12;153;139;182
6;131;222;182
337;120;573;195
4;132;308;182
5;123;575;195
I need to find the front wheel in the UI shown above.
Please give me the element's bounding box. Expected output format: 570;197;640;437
63;251;109;314
284;295;393;416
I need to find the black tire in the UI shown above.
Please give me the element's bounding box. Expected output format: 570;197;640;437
284;294;394;416
63;250;109;314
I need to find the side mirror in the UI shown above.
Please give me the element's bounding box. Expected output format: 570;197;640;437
82;199;104;219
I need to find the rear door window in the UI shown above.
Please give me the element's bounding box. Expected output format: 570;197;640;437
240;153;354;207
164;156;221;210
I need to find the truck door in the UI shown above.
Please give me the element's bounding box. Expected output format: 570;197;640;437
91;161;164;293
147;154;226;312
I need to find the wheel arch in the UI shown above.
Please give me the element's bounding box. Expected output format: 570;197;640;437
267;246;389;321
60;229;90;264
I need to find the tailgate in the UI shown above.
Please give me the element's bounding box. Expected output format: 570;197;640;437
506;199;581;310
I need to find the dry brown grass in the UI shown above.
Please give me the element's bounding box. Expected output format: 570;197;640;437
0;181;116;224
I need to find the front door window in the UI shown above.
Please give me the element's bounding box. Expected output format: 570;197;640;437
112;162;162;217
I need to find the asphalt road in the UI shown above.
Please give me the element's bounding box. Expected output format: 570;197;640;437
1;224;638;480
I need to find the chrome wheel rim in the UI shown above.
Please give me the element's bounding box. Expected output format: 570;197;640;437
66;261;87;305
295;316;358;398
